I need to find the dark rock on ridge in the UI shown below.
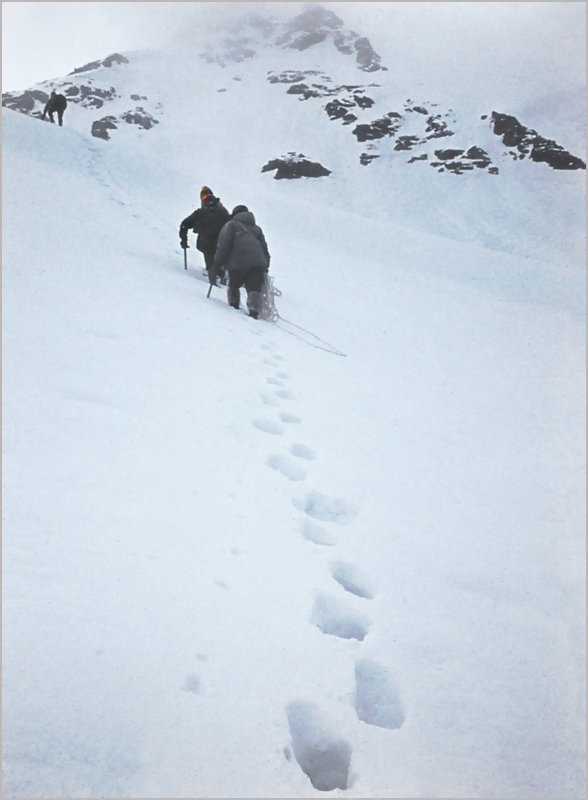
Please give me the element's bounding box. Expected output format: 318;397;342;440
76;85;118;109
201;6;385;71
275;7;385;72
267;73;507;173
395;136;421;151
360;152;381;165
353;114;402;142
3;81;119;114
434;149;465;161
490;111;585;170
2;57;162;142
70;53;129;75
325;100;358;124
286;30;328;51
2;89;49;114
425;115;454;139
286;83;322;100
121;107;159;130
91;116;118;140
262;153;331;179
91;107;159;139
268;70;377;132
353;36;386;72
430;146;496;174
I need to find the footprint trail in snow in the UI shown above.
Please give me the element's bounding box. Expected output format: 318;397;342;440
251;341;406;790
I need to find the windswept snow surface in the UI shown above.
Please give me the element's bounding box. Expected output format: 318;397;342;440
2;41;586;800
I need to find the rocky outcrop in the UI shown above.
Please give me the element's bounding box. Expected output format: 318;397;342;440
266;73;507;174
430;146;497;175
325;100;358;124
262;153;331;179
70;85;118;109
360;152;380;165
353;113;402;142
2;81;120;114
277;8;385;71
2;89;49;114
354;37;386;72
489;111;585;170
424;114;455;139
91;115;119;140
203;6;386;71
91;107;159;139
70;53;129;75
2;67;160;142
120;107;159;130
267;70;378;134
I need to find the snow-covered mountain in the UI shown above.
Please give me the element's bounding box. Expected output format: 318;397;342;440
2;4;585;798
3;4;585;264
3;5;585;174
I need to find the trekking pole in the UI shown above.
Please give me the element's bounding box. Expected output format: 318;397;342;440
183;248;187;270
207;282;213;298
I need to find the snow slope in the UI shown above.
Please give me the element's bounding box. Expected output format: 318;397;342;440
2;15;586;799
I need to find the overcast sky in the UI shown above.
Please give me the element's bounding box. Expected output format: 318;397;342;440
2;2;586;95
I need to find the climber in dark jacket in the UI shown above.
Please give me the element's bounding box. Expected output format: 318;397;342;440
179;189;230;285
42;91;67;126
214;205;270;319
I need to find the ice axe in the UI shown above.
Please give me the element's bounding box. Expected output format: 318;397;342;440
207;268;224;298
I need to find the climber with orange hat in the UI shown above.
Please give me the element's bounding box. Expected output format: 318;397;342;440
199;186;213;205
179;187;230;285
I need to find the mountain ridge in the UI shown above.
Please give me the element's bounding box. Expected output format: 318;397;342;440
2;4;585;178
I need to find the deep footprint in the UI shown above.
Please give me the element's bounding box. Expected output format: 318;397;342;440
280;412;302;424
267;454;306;482
310;592;370;641
300;518;337;546
293;490;357;525
290;443;317;461
252;417;284;435
354;659;406;730
286;701;352;791
332;561;375;599
275;389;294;399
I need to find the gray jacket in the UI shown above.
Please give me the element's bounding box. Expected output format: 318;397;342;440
214;211;270;272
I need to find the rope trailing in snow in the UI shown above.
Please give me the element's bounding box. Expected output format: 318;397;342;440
263;281;345;357
273;315;347;358
261;274;346;357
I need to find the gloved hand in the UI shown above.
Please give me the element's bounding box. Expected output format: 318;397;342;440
180;240;188;250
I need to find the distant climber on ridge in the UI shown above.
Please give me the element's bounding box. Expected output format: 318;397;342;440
179;187;230;286
214;205;271;319
42;91;67;126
